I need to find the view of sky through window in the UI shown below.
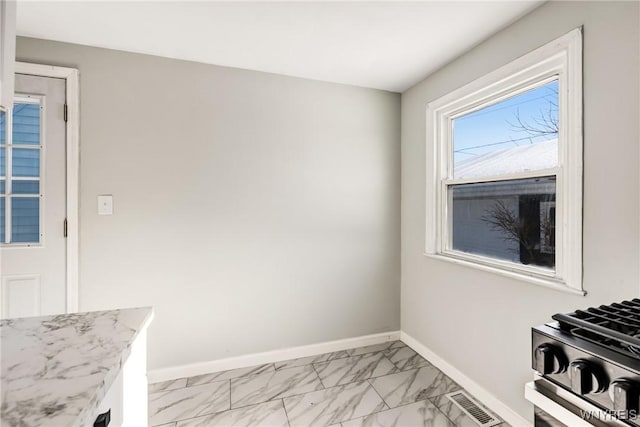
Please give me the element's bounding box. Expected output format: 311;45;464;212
453;80;559;167
449;79;559;269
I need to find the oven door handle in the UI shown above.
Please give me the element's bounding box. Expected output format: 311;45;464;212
525;380;628;427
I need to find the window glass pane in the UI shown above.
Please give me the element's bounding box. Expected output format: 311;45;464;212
453;80;558;179
0;109;6;145
12;180;39;194
0;180;5;194
0;147;5;177
451;176;556;269
12;148;40;177
12;103;40;145
0;197;4;243
11;197;40;243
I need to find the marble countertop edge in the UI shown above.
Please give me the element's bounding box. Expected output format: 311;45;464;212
1;306;154;427
74;307;154;427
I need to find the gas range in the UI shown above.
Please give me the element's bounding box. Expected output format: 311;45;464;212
532;299;640;426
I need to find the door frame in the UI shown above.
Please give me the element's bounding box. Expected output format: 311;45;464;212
14;62;79;313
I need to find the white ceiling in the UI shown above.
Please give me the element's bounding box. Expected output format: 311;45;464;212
16;1;543;92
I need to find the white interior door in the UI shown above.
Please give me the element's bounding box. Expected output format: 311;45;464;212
0;73;67;318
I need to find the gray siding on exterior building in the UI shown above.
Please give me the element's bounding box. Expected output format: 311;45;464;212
0;102;41;243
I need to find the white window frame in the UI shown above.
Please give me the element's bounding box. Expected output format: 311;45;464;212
425;28;583;295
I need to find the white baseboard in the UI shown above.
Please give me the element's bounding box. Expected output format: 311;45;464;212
148;330;401;384
400;331;532;427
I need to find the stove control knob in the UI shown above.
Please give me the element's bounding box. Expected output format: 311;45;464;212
610;379;640;413
534;344;567;375
570;360;606;395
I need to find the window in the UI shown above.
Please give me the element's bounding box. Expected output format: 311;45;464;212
0;96;43;245
425;29;583;293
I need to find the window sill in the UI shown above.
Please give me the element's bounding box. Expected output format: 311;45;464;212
423;252;586;296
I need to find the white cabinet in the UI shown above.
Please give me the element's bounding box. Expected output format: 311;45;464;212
89;369;124;427
0;0;16;109
84;327;150;427
122;327;150;426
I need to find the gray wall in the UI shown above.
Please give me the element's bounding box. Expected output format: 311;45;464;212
401;1;639;420
16;37;401;370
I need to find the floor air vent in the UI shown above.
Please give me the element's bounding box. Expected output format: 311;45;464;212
445;391;502;427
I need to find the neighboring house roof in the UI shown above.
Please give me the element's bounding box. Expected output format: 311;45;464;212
455;139;557;179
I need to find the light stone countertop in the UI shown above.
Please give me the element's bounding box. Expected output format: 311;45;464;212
1;307;153;427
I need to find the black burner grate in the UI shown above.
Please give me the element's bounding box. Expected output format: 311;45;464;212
552;299;640;359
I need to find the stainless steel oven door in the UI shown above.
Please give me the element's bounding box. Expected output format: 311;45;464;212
525;379;630;427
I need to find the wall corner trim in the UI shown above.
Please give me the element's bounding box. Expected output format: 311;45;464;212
148;330;401;384
400;331;532;427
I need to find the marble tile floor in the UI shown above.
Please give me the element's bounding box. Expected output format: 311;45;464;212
148;340;509;427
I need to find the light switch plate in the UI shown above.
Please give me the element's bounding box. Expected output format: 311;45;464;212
97;195;113;215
